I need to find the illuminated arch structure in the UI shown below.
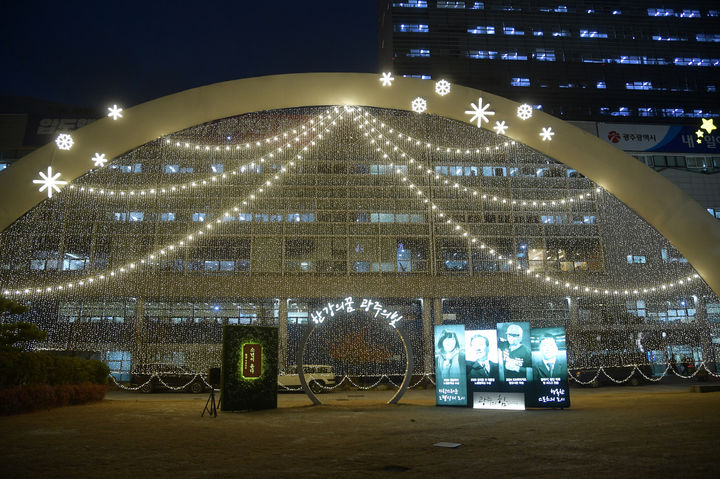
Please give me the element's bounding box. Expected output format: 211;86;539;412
0;73;718;384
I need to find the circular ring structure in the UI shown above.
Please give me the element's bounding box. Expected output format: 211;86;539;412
296;319;414;406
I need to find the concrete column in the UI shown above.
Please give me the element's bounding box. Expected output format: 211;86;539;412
131;298;146;370
694;295;716;372
433;297;443;325
569;296;580;327
278;298;288;371
422;298;433;372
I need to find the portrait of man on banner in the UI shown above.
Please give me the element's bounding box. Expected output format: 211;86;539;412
465;329;499;386
497;322;532;383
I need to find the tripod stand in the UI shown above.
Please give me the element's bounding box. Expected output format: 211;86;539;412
202;387;221;417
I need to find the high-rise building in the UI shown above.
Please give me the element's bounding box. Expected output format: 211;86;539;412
378;1;720;123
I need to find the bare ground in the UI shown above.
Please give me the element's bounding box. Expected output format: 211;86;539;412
1;385;719;478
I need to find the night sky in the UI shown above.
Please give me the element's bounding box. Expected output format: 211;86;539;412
1;1;378;109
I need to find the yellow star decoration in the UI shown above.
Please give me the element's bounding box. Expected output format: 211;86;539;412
696;129;705;138
700;118;716;134
697;138;703;144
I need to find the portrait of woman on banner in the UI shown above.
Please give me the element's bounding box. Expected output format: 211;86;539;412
435;329;465;386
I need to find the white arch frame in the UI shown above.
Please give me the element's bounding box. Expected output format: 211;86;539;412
1;73;718;294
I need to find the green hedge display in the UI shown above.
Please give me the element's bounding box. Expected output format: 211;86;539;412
221;326;278;411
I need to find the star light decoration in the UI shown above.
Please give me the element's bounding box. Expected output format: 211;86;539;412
493;120;508;135
91;153;108;168
55;133;73;150
107;104;123;120
435;79;451;96
700;118;716;134
33;166;68;198
540;127;555;141
464;97;495;126
517;104;533;120
380;72;394;87
411;97;427;113
695;118;716;144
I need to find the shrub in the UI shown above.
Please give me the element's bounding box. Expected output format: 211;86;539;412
0;384;107;415
0;352;109;388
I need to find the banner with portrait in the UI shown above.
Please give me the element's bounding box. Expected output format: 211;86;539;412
434;324;467;406
527;327;570;408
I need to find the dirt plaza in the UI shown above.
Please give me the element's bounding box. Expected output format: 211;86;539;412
1;384;719;478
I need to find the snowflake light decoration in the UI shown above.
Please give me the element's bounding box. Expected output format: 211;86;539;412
91;153;108;168
517;104;533;120
380;72;395;87
55;133;73;150
540;127;555;141
107;104;123;120
411;97;427;113
435;79;451;96
493;120;508;135
33;166;68;198
464;98;495;127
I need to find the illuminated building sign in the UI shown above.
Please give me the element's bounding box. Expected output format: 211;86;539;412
310;297;403;328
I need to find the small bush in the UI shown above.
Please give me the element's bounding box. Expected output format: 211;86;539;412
0;383;107;415
0;352;109;388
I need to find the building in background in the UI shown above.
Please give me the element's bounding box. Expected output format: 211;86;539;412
378;0;720;123
379;1;720;217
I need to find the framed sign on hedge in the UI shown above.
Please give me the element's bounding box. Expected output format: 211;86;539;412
221;325;278;411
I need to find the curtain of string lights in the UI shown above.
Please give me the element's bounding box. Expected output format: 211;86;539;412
0;105;718;383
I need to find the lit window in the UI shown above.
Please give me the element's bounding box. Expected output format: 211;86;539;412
129;212;144;222
210;164;223;173
626;81;653;90
612;10;622;15
238;214;252;222
533;30;544;36
402;74;432;79
392;0;427;7
437;1;465;8
467;50;497;59
652;35;687;41
611;107;631;117
394;24;429;32
680;9;701;18
709;11;719;17
580;29;608;38
504;26;524;35
696;34;720;42
468;26;495;34
596;81;606;89
533;49;556;61
708;85;717;92
470;2;484;9
159;213;175;221
119;164;141;173
648;8;674;17
113;212;127;222
638;108;655;117
0;163;7;171
617;56;641;64
164;164;179;173
407;48;431;57
501;51;527;61
192;213;206;222
626;255;647;264
552;30;570;37
660;108;685;118
511;77;530;86
555;5;567;13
